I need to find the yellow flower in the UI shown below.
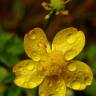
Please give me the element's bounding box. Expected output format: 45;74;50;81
13;27;93;96
42;0;71;19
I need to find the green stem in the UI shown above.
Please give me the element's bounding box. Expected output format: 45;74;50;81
44;10;56;31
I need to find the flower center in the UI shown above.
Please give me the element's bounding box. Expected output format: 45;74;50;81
46;51;65;76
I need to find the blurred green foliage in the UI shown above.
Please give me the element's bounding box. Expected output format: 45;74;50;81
0;26;22;95
0;26;24;67
0;25;38;96
76;44;96;96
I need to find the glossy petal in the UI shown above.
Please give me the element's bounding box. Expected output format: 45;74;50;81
62;60;93;90
52;27;85;60
13;60;46;88
24;28;51;61
39;76;66;96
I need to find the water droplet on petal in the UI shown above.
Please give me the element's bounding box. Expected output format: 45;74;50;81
33;56;40;61
32;52;40;61
86;81;91;85
68;63;76;71
30;34;36;40
85;77;92;85
38;43;42;47
48;81;52;87
14;77;25;86
29;31;36;40
40;94;45;96
71;82;81;90
26;65;34;70
67;35;75;44
80;83;86;89
65;49;77;60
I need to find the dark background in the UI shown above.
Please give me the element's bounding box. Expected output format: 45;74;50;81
0;0;96;96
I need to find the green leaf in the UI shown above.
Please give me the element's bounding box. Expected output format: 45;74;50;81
0;27;13;52
86;44;96;62
3;72;15;84
26;87;38;96
0;67;8;83
0;92;4;96
6;36;24;55
85;79;96;96
0;26;24;67
0;53;20;67
7;85;23;96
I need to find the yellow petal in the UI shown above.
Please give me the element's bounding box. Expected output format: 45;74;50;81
39;76;66;96
52;27;85;60
24;28;51;61
42;2;51;11
62;60;93;90
13;60;46;88
65;88;74;96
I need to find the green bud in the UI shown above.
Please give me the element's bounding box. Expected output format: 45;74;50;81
50;0;64;10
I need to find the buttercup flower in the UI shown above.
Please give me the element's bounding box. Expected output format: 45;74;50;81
42;0;70;19
13;27;93;96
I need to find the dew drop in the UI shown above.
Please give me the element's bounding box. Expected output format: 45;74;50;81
80;83;86;89
67;35;75;44
29;31;36;40
38;43;43;47
85;76;92;85
40;94;45;96
32;52;40;61
15;77;25;85
48;81;52;87
33;56;40;61
26;64;34;70
71;82;81;89
86;81;91;85
68;63;76;71
65;50;76;60
31;34;36;40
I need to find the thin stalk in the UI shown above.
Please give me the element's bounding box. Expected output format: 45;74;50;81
44;10;56;31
